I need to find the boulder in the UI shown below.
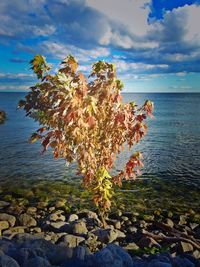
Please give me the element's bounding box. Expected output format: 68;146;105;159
0;213;16;227
60;234;85;248
24;256;51;267
0;254;20;267
138;236;161;249
71;220;88;235
19;213;37;227
91;244;133;267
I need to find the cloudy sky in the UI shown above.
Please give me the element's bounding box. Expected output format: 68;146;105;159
0;0;200;92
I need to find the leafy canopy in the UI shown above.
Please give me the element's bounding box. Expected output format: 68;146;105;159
19;54;154;211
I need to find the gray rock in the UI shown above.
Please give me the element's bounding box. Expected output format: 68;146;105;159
189;223;199;230
91;244;133;267
47;211;65;222
147;259;172;267
48;246;73;265
60;234;85;248
72;220;88;235
24;256;51;267
94;229;119;243
173;256;195;267
13;233;43;242
19;213;37;227
0;254;20;267
0;213;16;227
193;249;200;259
68;214;79;222
48;221;69;232
0;221;9;230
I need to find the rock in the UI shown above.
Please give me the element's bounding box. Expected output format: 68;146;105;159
123;242;139;251
48;246;73;265
173;256;195;267
127;226;138;234
138;236;161;249
0;254;20;267
48;221;69;232
0;221;9;231
19;213;37;227
114;221;121;230
147;259;172;267
94;228;124;243
72;220;88;235
60;234;85;248
68;214;79;222
0;213;16;227
73;246;89;260
179;215;187;225
193;250;200;259
91;244;133;267
143;215;154;221
13;233;43;242
54;199;66;208
26;207;37;214
189;223;199;230
121;216;129;222
0;201;10;209
48;212;65;222
31;227;42;233
180;241;193;253
24;256;51;267
166;218;174;228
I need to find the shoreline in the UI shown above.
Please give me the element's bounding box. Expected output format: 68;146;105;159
0;180;200;266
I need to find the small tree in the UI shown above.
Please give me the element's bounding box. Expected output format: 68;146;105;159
19;55;154;225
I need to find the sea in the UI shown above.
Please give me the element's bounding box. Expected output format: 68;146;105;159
0;92;200;189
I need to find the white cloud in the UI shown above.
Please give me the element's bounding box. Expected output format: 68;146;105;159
40;41;110;62
86;0;151;36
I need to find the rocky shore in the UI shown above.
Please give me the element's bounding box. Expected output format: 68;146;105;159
0;199;200;267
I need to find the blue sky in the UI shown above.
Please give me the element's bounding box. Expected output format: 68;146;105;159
0;0;200;92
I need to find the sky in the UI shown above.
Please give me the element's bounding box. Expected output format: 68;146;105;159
0;0;200;93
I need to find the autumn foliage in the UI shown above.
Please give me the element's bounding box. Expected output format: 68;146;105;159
19;55;154;213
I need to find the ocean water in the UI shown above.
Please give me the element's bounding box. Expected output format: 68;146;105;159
0;92;200;188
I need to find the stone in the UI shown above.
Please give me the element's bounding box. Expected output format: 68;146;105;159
179;215;187;225
48;212;65;222
60;234;85;248
91;244;133;267
48;221;69;231
72;220;88;235
24;256;51;267
94;228;125;243
123;242;139;250
114;220;121;230
180;241;194;253
127;226;138;234
13;233;42;242
0;213;16;227
68;214;79;222
19;213;37;227
0;254;20;267
189;223;199;230
193;250;200;259
166;218;174;228
26;207;37;214
0;221;9;230
48;246;73;265
147;259;172;267
173;256;195;267
0;201;10;209
138;236;161;249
